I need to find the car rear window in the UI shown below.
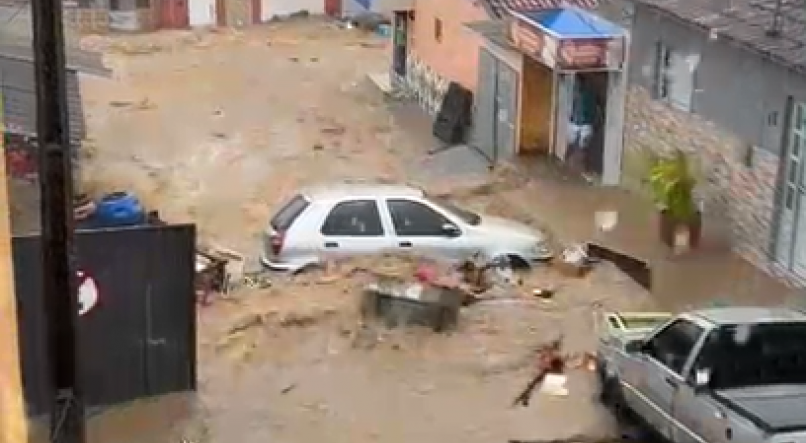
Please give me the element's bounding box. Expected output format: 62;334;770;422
271;194;309;231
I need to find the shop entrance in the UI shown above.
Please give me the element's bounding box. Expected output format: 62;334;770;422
565;71;608;180
503;7;628;185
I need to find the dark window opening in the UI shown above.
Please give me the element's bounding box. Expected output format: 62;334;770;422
388;199;455;236
321;200;384;237
696;323;806;389
644;319;703;375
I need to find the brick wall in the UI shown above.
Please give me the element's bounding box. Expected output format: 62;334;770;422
621;86;802;286
403;0;488;114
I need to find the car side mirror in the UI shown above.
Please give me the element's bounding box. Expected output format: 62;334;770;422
441;223;460;238
625;340;644;354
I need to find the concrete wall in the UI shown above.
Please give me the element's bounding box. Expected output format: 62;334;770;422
403;0;488;115
610;2;805;285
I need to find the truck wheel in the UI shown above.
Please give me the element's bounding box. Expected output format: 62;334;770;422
598;368;628;418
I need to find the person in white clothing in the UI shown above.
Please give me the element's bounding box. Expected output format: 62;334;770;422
567;77;596;173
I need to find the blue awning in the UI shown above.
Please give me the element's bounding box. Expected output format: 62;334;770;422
514;7;625;39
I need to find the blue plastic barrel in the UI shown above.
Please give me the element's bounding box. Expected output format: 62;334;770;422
93;191;146;228
376;24;392;38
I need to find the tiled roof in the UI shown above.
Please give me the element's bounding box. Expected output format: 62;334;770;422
630;0;806;73
483;0;599;18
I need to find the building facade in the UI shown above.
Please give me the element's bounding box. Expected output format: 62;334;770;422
600;0;806;285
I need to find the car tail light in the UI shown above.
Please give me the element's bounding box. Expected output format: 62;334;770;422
270;231;285;255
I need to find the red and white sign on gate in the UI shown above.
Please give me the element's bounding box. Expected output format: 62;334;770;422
77;270;100;316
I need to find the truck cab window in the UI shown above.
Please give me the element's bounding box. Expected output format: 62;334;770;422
644;319;704;375
701;323;806;389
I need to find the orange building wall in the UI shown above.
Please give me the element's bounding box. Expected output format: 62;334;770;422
408;0;490;92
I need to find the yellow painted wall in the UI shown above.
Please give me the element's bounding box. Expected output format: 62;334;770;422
519;56;553;153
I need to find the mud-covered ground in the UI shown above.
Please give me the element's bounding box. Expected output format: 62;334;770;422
53;18;664;443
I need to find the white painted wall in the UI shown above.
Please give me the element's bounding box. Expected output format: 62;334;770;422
189;0;216;26
262;0;324;21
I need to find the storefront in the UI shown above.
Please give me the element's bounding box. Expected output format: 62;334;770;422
509;7;628;185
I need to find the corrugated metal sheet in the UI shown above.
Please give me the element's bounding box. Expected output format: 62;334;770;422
0;54;86;141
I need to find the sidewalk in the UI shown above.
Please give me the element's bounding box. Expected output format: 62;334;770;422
497;160;800;311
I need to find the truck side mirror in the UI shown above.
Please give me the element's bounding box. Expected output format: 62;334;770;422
692;368;712;392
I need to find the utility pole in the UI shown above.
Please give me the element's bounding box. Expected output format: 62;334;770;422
0;87;28;443
30;0;86;439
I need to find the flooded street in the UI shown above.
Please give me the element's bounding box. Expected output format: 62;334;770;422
78;21;486;254
43;16;799;443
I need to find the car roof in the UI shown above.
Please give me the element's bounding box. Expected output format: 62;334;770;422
300;183;425;202
691;307;806;326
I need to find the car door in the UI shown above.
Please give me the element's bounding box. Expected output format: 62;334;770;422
627;319;704;441
318;199;392;260
385;199;471;261
672;330;732;443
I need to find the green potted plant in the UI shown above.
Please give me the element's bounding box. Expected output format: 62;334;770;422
647;149;702;249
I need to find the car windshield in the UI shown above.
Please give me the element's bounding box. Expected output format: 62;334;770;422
429;196;481;226
704;322;806;389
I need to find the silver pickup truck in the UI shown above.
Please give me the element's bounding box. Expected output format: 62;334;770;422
596;307;806;443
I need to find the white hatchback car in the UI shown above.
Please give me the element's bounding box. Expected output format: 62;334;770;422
260;183;553;272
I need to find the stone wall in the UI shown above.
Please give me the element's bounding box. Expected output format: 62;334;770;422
622;86;799;285
403;52;449;116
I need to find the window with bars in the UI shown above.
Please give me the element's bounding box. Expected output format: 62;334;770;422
784;103;805;210
653;42;696;112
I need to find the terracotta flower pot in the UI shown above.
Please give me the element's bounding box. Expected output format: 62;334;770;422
659;209;702;249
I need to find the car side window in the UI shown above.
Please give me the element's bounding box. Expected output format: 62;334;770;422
644;319;704;375
321;200;384;236
387;199;453;236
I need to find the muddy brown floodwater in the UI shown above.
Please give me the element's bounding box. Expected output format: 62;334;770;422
63;18;650;443
23;15;789;443
67;255;655;443
78;20;485;255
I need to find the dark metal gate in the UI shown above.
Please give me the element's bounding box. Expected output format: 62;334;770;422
14;224;197;415
473;47;518;164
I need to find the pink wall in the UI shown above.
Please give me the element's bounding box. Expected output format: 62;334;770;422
409;0;490;92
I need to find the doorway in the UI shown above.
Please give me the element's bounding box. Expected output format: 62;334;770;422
392;11;412;80
776;99;806;277
566;71;608;179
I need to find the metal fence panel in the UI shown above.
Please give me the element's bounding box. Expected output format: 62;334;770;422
13;224;197;415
